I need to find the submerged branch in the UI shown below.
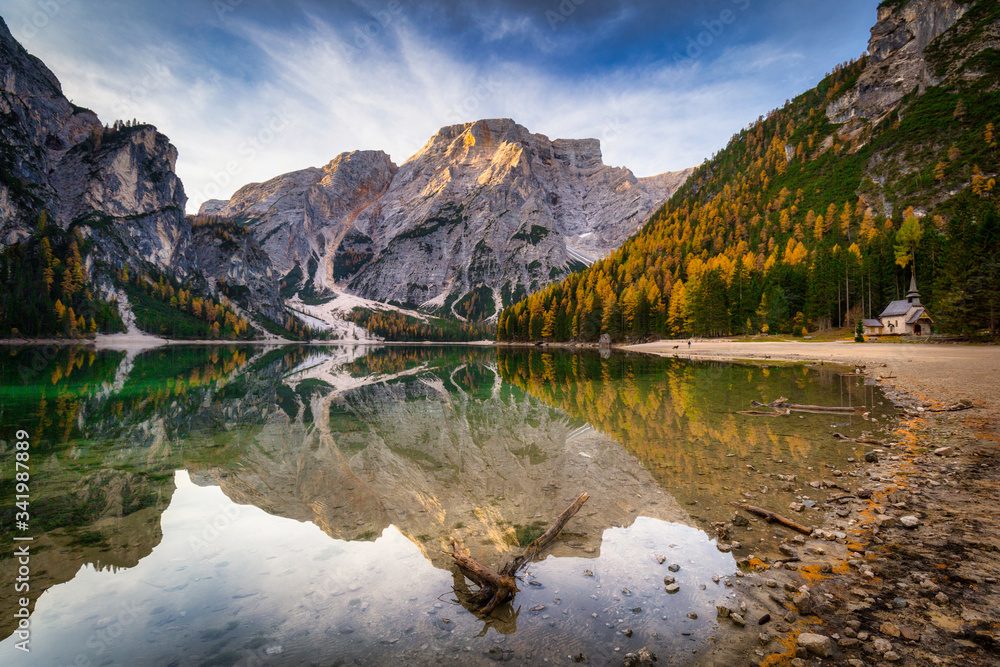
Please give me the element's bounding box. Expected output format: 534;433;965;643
449;492;590;615
752;398;864;414
833;433;888;447
738;409;790;417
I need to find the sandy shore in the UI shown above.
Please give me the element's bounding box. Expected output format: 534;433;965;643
622;339;1000;666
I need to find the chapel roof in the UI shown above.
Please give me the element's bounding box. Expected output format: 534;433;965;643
879;299;913;318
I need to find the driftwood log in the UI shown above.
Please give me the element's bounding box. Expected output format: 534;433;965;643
738;409;791;417
730;501;813;535
752;398;864;414
833;433;888;447
449;492;589;615
926;400;975;413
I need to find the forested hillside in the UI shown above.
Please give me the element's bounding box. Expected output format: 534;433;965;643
498;0;999;342
0;215;124;338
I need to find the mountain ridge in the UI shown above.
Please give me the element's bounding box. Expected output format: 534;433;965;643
0;16;291;338
203;118;693;322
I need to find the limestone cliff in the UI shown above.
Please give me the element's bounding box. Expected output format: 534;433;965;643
0;18;187;268
822;0;997;217
207;119;693;319
0;17;286;331
204;150;398;300
827;0;971;123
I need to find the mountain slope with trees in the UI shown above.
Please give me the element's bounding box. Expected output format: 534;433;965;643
498;0;999;342
0;17;300;340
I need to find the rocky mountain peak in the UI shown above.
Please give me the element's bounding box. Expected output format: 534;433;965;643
412;118;525;158
317;150;397;204
405;118;607;176
869;0;969;63
1;19;287;336
205;117;693;321
827;0;970;123
323;149;397;177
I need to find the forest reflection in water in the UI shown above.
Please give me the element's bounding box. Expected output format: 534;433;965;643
0;344;892;665
497;348;891;532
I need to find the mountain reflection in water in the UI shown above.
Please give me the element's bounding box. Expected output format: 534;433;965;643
0;344;892;665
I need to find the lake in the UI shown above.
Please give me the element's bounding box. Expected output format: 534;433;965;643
0;345;892;665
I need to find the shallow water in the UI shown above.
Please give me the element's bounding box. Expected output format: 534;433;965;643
0;345;893;665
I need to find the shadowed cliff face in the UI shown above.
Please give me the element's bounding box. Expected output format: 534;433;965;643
204;150;399;297
827;0;970;123
0;19;187;265
0;18;286;327
204;119;693;318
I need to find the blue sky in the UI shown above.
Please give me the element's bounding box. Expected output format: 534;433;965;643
2;0;879;211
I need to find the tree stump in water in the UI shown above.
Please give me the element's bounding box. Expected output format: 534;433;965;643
449;492;590;615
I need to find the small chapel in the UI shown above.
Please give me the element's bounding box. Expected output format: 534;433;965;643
863;274;934;337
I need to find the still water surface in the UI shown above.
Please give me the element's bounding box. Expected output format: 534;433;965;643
0;345;892;665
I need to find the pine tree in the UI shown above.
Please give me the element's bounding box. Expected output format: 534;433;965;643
894;213;923;281
541;307;556;339
953;99;965;120
40;238;55;294
971;166;990;195
667;281;686;335
934;160;947;181
61;264;76;298
840;202;853;240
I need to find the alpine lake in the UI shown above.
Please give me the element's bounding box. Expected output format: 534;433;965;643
0;344;896;666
